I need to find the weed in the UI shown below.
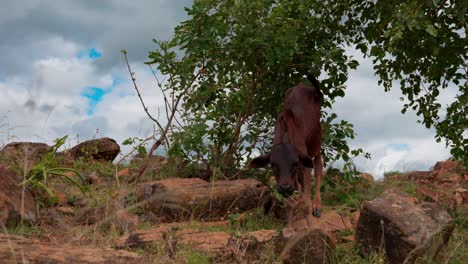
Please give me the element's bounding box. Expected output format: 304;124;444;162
20;136;89;205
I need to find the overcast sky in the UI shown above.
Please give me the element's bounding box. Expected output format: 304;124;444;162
0;0;453;178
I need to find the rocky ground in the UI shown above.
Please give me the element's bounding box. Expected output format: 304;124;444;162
0;138;466;263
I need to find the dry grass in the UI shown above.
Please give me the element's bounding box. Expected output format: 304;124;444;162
1;154;467;263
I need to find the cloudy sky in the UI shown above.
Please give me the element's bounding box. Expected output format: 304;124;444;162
0;1;453;178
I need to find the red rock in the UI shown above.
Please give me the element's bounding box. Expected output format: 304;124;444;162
433;160;460;173
361;173;374;182
455;188;468;204
55;190;67;204
416;186;441;203
279;228;335;264
292;210;353;234
342;235;355;242
67;137;120;162
406;171;432;181
176;229;232;259
117;168;131;178
1;142;50;172
87;171;101;184
356;189;454;263
351;211;360;227
57;206;74;216
0;166;37;227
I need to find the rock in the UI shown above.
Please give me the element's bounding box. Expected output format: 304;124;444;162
55;151;76;167
117;221;336;263
360;173;374;182
0;234;142;263
290;210;353;243
350;211;360;227
84;171;101;184
116;222;233;261
115;223;178;249
188;162;212;181
0;166;37;227
416;186;442;203
433;160;462;174
136;178;271;222
0;142;50;172
55;190;68;205
57;206;75;216
356;189;454;263
279;228;336;264
342;235;355;242
67;137;120;162
406;171;433;182
170;229;233;260
231;229;279;260
455;188;468;205
74;201;138;233
38;207;72;231
117;168;131;178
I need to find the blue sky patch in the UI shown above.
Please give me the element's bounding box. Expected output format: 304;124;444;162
81;87;109;115
77;48;102;59
88;48;102;59
387;143;409;151
81;75;122;115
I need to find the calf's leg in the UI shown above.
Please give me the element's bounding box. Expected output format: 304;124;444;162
312;155;323;217
302;168;313;227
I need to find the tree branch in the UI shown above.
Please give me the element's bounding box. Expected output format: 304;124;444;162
122;51;205;183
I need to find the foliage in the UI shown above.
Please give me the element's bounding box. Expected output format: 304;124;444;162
148;0;369;171
122;137;148;157
20;136;89;204
344;0;467;163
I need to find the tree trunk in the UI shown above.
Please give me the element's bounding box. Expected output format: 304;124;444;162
135;178;271;222
0;234;142;264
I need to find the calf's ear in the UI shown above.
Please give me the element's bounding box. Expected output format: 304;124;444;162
248;154;271;168
299;153;314;168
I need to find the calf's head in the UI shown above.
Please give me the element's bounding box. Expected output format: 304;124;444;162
249;143;313;196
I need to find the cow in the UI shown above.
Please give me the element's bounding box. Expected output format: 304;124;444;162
248;73;323;228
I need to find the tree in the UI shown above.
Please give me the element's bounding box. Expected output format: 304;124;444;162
346;0;467;163
145;0;467;173
147;0;368;174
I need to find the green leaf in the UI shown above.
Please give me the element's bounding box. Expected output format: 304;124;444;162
425;25;438;37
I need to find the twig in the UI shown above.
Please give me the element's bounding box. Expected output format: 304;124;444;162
122;51;166;142
123;52;205;183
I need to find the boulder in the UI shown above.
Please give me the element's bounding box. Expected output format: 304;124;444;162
0;234;142;263
279;228;336;264
0;166;37;227
356;189;454;263
136;178;271;222
67;137;120;162
290;210;353;243
0;142;50;171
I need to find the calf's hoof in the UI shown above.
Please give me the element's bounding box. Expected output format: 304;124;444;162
312;208;321;217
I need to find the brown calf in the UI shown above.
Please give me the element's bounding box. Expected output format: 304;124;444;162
249;74;323;228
